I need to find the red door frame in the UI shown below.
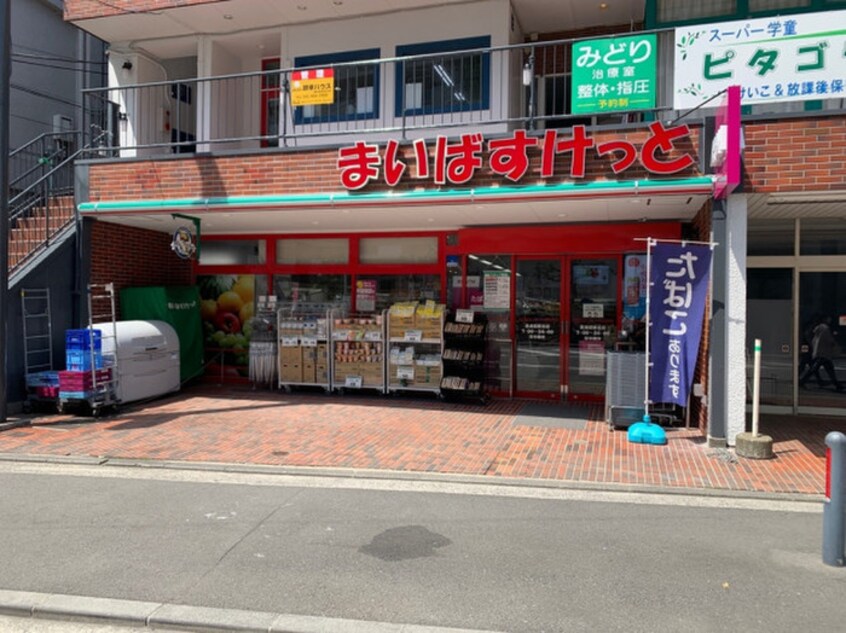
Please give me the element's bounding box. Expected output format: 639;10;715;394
564;253;625;404
448;222;681;400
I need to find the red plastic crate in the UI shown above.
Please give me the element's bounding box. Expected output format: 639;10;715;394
58;368;112;391
35;385;60;398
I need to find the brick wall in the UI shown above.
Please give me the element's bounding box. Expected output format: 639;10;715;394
87;127;703;201
743;115;846;192
89;222;193;317
65;0;219;21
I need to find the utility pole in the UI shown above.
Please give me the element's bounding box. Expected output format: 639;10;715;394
0;0;10;422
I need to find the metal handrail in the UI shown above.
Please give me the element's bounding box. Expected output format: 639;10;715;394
7;130;111;275
78;32;682;156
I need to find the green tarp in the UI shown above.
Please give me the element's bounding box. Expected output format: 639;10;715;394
120;286;204;383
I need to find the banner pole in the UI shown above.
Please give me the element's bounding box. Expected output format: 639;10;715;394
644;238;653;422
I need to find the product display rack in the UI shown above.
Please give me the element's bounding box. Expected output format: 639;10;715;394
440;310;487;403
58;283;120;417
386;302;444;395
277;308;332;392
331;311;386;393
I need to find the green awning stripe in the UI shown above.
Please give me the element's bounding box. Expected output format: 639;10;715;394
79;177;714;213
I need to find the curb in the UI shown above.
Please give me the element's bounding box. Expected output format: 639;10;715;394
0;451;825;504
0;589;503;633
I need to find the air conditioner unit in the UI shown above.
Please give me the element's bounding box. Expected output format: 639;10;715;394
52;114;74;134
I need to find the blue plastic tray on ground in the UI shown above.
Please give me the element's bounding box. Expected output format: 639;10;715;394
25;371;60;387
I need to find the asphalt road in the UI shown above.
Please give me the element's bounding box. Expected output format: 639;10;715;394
0;461;842;633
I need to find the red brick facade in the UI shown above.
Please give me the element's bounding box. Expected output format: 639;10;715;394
84;116;846;203
89;222;193;317
87;127;703;201
743;116;846;192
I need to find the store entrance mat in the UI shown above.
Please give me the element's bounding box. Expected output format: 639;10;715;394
512;403;590;430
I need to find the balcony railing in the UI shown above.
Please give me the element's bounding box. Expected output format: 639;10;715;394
81;32;687;158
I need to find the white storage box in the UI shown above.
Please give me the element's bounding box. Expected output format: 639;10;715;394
94;320;180;404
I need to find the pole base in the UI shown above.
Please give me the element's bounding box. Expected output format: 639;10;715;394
735;432;774;459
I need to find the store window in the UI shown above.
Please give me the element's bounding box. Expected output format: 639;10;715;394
749;0;811;10
655;0;735;22
294;48;380;124
261;58;280;147
359;236;438;264
199;240;265;265
466;254;513;394
446;255;463;312
747;268;793;406
276;238;349;264
395;36;490;116
274;274;351;314
800;218;846;256
362;275;440;312
748;219;795;256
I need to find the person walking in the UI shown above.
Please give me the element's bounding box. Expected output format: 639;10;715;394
799;316;844;391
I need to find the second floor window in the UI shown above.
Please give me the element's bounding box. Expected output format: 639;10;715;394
395;35;491;116
294;48;381;124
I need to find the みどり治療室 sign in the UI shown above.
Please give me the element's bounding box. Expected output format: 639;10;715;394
571;34;657;114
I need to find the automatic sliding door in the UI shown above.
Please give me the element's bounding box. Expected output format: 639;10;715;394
568;258;618;397
515;259;561;397
798;272;846;410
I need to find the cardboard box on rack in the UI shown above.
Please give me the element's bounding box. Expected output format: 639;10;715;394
415;366;442;386
302;364;317;383
280;346;303;364
316;365;328;383
302;347;317;363
280;363;302;383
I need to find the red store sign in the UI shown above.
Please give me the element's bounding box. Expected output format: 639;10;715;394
337;122;696;190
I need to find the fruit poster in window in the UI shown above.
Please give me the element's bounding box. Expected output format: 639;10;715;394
198;274;255;378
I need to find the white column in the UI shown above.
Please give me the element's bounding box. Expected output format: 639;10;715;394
725;193;748;446
196;36;213;152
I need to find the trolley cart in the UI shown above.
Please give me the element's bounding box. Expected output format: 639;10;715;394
58;284;120;417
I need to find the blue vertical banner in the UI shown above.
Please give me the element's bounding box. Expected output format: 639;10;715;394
649;242;712;406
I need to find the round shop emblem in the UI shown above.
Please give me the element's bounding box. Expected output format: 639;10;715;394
171;226;197;260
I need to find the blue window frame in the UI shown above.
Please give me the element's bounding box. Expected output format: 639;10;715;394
395;35;491;117
294;48;380;125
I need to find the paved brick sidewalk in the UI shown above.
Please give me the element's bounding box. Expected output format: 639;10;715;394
0;384;834;495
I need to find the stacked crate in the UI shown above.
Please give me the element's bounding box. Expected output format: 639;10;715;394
26;370;60;399
64;329;103;371
60;329;106;400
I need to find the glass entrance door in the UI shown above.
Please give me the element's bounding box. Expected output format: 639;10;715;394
798;271;846;411
567;258;619;399
515;259;562;397
746;268;793;408
514;256;620;399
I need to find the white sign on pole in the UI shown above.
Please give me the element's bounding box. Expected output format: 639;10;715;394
673;10;846;109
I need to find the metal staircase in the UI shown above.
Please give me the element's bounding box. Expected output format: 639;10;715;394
7;131;81;281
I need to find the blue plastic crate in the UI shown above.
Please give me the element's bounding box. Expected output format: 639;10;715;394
59;389;98;400
65;329;102;352
25;371;60;388
65;349;104;371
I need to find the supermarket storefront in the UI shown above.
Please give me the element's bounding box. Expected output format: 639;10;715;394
82;123;713;402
